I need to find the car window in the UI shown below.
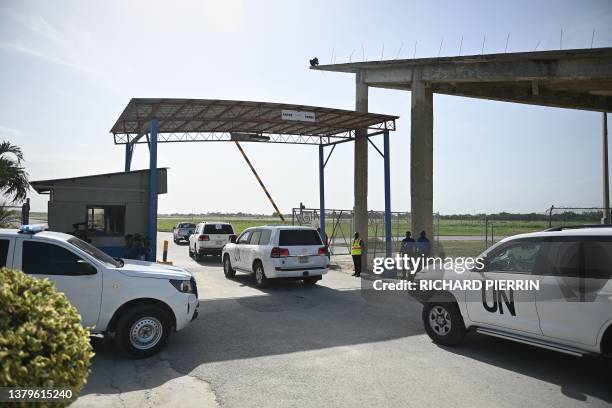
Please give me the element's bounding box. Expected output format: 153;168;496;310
204;224;234;234
249;230;262;245
486;241;542;274
278;229;322;246
237;231;251;244
584;239;612;280
179;223;196;229
22;241;92;276
0;239;9;267
259;230;271;246
543;239;581;277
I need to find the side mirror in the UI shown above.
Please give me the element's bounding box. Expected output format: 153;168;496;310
76;260;97;275
230;235;237;244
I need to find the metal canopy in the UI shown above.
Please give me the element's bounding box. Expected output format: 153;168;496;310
111;98;398;146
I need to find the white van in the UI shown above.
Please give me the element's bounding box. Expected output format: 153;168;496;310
1;225;199;358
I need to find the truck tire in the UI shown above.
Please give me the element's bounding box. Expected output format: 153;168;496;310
223;255;236;278
422;302;466;346
115;305;171;358
254;262;269;288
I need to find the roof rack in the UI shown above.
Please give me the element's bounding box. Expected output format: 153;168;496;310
544;224;612;232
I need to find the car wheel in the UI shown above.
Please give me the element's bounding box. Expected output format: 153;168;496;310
422;302;466;346
254;262;268;288
188;244;193;258
303;277;320;285
223;255;236;278
115;305;171;358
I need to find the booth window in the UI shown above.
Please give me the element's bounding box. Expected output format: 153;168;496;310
87;205;125;236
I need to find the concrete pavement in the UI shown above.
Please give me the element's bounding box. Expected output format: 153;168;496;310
74;232;612;408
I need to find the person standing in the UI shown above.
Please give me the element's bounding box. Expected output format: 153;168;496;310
21;198;30;226
400;231;415;257
351;232;364;277
416;230;431;258
399;231;416;279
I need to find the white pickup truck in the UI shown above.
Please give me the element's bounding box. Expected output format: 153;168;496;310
0;225;199;358
173;222;196;243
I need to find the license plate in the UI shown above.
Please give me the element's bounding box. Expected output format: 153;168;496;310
216;240;223;245
298;256;309;264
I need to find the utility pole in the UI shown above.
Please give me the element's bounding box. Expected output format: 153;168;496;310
603;113;610;224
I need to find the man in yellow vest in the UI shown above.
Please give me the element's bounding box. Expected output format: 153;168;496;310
351;232;365;277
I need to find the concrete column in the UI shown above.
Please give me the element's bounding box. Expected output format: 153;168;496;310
410;77;434;240
355;71;369;269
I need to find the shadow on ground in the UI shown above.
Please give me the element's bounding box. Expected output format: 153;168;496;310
82;282;423;397
441;332;612;403
82;280;611;404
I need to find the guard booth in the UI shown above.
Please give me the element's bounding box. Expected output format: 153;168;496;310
30;168;167;257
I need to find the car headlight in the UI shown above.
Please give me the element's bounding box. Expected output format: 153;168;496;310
170;279;195;293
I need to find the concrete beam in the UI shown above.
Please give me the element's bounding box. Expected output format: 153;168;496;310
355;71;369;270
410;76;434;242
433;83;612;112
357;54;612;85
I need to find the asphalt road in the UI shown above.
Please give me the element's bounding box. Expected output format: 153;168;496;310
74;232;612;408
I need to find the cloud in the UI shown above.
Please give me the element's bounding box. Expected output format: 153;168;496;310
0;10;120;92
0;125;21;138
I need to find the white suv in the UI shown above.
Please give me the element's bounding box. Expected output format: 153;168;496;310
222;225;329;288
1;225;199;358
189;222;235;260
414;226;612;362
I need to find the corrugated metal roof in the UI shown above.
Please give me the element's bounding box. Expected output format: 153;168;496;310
110;98;397;145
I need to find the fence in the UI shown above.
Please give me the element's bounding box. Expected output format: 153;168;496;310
292;205;612;258
291;208;440;257
0;200;44;228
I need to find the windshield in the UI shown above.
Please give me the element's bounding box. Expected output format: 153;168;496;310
68;237;123;267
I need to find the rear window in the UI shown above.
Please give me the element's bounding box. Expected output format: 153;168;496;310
204;224;234;234
178;223;196;229
278;229;322;246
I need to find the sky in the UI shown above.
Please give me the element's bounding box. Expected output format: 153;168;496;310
0;0;611;215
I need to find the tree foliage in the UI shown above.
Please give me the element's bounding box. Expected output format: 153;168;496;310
0;141;29;203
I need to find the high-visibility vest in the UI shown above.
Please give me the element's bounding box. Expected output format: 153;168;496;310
351;239;362;255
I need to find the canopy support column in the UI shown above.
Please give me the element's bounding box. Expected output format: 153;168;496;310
383;130;392;258
148;119;159;262
125;143;134;172
319;144;326;240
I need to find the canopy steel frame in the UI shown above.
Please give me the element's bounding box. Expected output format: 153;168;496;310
115;99;398;262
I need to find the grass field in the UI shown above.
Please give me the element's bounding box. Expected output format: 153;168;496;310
158;216;592;237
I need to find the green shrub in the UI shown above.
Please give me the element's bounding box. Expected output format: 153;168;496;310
0;268;94;397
